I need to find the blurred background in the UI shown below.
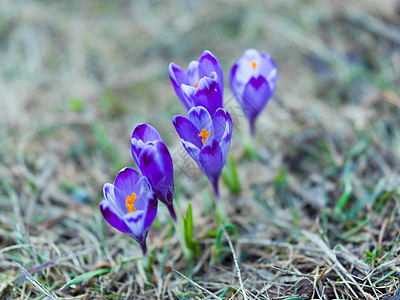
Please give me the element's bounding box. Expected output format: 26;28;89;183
1;0;400;298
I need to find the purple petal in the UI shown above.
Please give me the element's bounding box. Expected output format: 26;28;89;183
241;76;272;121
169;63;189;109
135;177;158;232
181;139;202;168
131;123;162;143
100;200;132;234
139;141;175;206
131;123;162;168
187;106;213;135
121;176;157;234
230;49;263;98
103;183;125;215
198;50;224;94
199;139;224;184
186;61;206;86
133;176;156;211
180;84;196;110
123;210;146;241
229;63;240;95
242;48;261;61
212;109;232;159
192;74;223;116
114;168;140;200
131;138;145;169
118;177;157;241
260;52;278;92
172;115;203;149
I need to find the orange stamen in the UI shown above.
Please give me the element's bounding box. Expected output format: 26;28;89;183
126;193;137;213
194;82;199;88
251;61;257;70
198;129;211;145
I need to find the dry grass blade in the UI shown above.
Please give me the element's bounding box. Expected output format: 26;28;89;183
301;230;367;298
13;261;58;300
1;0;399;298
222;226;248;300
171;268;220;299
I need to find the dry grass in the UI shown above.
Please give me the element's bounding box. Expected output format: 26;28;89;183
1;0;400;299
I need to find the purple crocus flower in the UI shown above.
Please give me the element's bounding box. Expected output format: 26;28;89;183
100;167;157;255
173;106;232;198
131;123;176;221
169;50;224;116
229;48;278;136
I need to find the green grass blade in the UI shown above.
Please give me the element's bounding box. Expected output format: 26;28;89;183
59;268;110;291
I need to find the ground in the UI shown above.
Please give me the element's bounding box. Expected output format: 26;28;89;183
1;0;400;299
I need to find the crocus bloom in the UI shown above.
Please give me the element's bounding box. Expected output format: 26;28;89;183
131;123;176;221
100;167;157;255
229;48;278;136
169;50;224;116
173;106;232;198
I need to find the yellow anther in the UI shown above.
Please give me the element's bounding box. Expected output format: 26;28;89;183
198;129;211;145
251;61;257;70
125;193;137;213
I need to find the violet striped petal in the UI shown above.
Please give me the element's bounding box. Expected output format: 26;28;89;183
100;200;132;234
168;63;189;109
172;115;203;149
114;168;140;200
199;139;224;184
198;50;224;94
139;141;174;206
242;76;271;121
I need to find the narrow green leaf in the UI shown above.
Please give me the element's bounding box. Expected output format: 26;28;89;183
184;202;193;248
221;155;241;195
59;268;110;291
335;163;353;212
372;269;397;286
365;251;374;258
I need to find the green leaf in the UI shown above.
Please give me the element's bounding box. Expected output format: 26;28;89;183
372;269;397;286
59;268;110;291
365;250;374;258
221;155;241;194
184;202;193;248
335;163;353;213
376;246;385;257
273;167;289;186
68;97;84;112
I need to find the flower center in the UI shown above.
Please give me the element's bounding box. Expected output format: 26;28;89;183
194;82;199;88
198;128;211;145
251;61;257;70
125;193;137;213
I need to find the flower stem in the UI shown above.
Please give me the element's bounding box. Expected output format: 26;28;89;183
171;201;193;261
167;203;177;223
137;241;151;282
215;196;228;225
139;240;147;257
212;179;220;200
244;128;258;160
249;119;256;138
